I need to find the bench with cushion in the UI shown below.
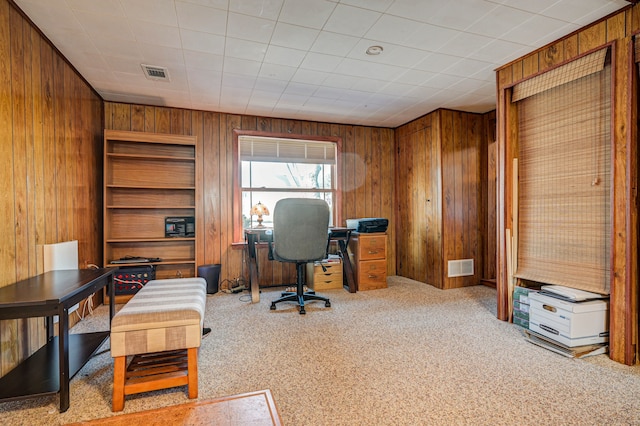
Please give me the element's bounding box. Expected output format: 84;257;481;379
110;277;206;411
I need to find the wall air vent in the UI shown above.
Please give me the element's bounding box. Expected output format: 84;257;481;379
141;64;170;81
448;259;474;278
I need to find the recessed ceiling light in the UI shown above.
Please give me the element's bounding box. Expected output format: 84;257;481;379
366;45;383;55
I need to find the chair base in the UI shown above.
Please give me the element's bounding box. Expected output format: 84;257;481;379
270;263;331;314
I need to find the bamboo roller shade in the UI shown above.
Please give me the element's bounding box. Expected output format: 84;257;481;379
514;48;611;295
512;48;607;102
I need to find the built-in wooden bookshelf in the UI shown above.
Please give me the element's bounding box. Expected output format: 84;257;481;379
103;130;198;303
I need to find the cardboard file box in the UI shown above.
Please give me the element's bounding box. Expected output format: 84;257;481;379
529;292;608;347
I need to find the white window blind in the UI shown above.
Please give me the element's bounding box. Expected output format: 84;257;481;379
239;136;336;164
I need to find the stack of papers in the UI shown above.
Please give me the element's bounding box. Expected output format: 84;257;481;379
540;285;608;302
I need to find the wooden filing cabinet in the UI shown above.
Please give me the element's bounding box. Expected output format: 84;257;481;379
348;233;387;290
306;259;343;290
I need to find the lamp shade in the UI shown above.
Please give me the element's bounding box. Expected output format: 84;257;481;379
250;201;270;217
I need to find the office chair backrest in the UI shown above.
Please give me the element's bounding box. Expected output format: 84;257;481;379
272;198;330;262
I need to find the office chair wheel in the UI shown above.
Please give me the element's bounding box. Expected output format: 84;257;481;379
299;307;306;315
270;303;276;310
325;301;331;307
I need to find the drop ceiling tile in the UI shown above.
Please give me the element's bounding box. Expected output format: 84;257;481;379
278;93;309;107
264;45;306;67
221;73;256;89
229;0;284;20
270;23;320;50
225;38;268;61
282;82;318;97
130;20;182;49
437;32;494;58
278;0;336;30
338;0;394;13
501;14;571;46
254;77;288;93
102;55;146;74
187;71;223;92
183;50;224;71
180;29;225;55
413;52;462;74
223;57;262;77
227;12;276;43
67;0;125;17
321;74;360;90
351;78;387;93
335;58;403;80
120;0;178;25
468;38;530;63
365;14;425;46
139;44;185;67
541;0;627;23
91;37;141;59
500;0;558;14
465;5;535;39
422;73;464;90
175;1;227;34
300;53;342;73
291;69;330;85
572;1;630;26
324;4;381;37
178;0;228;10
404;23;460;52
394;69;437;86
311;32;360;56
259;63;297;81
75;11;136;41
388;0;498;30
443;56;493;80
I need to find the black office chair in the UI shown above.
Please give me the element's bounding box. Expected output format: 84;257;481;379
269;198;332;314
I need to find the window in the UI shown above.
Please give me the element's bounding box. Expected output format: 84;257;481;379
233;132;340;241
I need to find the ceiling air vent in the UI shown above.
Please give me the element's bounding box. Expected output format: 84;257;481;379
141;64;170;82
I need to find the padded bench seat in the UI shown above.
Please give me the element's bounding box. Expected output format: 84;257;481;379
110;278;206;411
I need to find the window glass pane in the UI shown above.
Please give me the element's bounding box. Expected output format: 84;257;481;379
242;161;331;189
243;191;333;229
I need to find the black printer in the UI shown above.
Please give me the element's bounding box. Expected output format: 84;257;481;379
345;218;388;233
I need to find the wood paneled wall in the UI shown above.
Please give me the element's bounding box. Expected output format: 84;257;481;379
0;0;104;376
395;109;488;289
495;5;639;364
103;103;396;289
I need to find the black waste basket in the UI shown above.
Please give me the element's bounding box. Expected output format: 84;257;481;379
198;264;221;294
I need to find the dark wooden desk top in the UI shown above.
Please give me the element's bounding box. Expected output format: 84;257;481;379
0;269;115;311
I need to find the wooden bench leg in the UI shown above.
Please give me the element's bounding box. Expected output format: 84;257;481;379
187;347;198;399
112;356;126;412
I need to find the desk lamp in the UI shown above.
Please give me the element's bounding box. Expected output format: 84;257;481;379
250;201;270;228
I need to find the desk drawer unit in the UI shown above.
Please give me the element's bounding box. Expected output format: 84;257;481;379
349;233;387;290
307;261;343;290
528;292;609;347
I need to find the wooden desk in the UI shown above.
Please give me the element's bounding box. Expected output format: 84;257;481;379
244;227;356;303
245;228;272;303
0;268;116;412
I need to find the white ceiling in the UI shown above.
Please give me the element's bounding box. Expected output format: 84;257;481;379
14;0;630;128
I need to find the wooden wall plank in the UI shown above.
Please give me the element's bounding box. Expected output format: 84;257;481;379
0;0;103;376
579;21;607;53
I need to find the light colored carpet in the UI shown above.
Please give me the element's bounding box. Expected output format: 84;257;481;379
0;276;639;425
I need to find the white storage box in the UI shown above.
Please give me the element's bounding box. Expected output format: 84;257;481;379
528;292;609;347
